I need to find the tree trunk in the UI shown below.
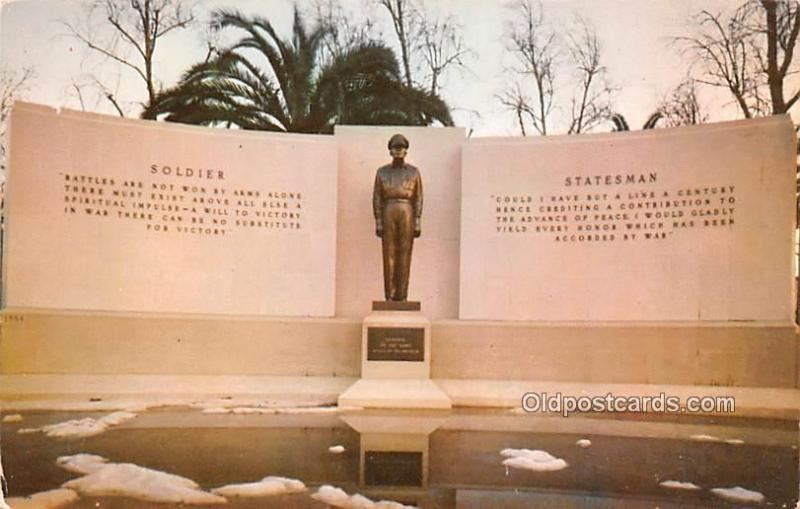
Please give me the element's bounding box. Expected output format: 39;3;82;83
762;0;787;113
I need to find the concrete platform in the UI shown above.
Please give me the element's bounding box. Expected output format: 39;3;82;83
1;309;798;418
338;379;452;409
1;375;798;418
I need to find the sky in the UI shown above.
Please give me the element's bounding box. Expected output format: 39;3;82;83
0;0;752;137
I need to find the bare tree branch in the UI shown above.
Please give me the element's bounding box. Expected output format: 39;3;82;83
500;2;616;135
676;6;763;118
497;83;530;136
565;17;615;134
502;0;556;135
310;0;377;66
0;66;35;171
415;9;471;95
378;0;419;88
679;1;800;117
63;0;195;116
377;0;471;97
658;76;708;127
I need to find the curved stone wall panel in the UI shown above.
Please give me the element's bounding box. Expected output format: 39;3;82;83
4;103;338;317
459;116;796;322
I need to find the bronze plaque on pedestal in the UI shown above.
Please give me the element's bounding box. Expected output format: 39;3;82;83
367;327;424;361
365;451;423;487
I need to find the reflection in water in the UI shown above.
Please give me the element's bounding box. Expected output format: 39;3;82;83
1;409;797;508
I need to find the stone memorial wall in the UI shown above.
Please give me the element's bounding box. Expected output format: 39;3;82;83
4;103;794;324
4;103;338;316
460;116;796;322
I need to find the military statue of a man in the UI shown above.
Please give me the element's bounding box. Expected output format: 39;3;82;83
373;134;423;302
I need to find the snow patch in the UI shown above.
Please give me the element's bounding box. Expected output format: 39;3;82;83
575;439;591;448
312;485;350;506
710;486;765;504
98;411;137;426
211;476;305;497
329;445;346;454
2;415;23;423
500;448;568;472
192;398;336;411
201;405;360;415
19;412;136;439
56;454;225;504
659;480;701;490
4;489;78;509
56;454;109;475
311;485;417;509
689;434;721;442
725;438;745;445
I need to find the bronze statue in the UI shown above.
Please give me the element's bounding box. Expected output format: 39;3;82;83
373;134;423;302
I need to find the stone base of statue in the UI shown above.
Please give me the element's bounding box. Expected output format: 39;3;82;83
338;307;451;409
371;300;421;312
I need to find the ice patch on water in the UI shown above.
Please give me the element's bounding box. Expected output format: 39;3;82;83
311;485;417;508
202;405;360;415
56;454;225;504
349;493;377;509
689;434;721;442
329;445;346;454
659;480;701;490
500;448;568;472
575;439;591;448
191;397;336;411
4;489;78;509
211;476;305;497
35;418;106;438
710;486;765;504
374;500;418;509
98;411;137;426
57;454;110;475
2;415;22;423
19;412;136;439
312;485;350;506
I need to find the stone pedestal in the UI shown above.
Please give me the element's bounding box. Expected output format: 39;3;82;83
338;311;451;409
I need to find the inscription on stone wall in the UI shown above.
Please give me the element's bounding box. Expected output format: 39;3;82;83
492;173;736;242
6;104;339;316
62;170;304;236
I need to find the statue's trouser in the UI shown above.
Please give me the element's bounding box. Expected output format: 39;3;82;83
382;199;415;301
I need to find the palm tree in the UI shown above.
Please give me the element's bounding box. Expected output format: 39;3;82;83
610;112;662;131
144;9;453;133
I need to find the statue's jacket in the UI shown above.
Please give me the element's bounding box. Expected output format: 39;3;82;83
372;164;423;229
